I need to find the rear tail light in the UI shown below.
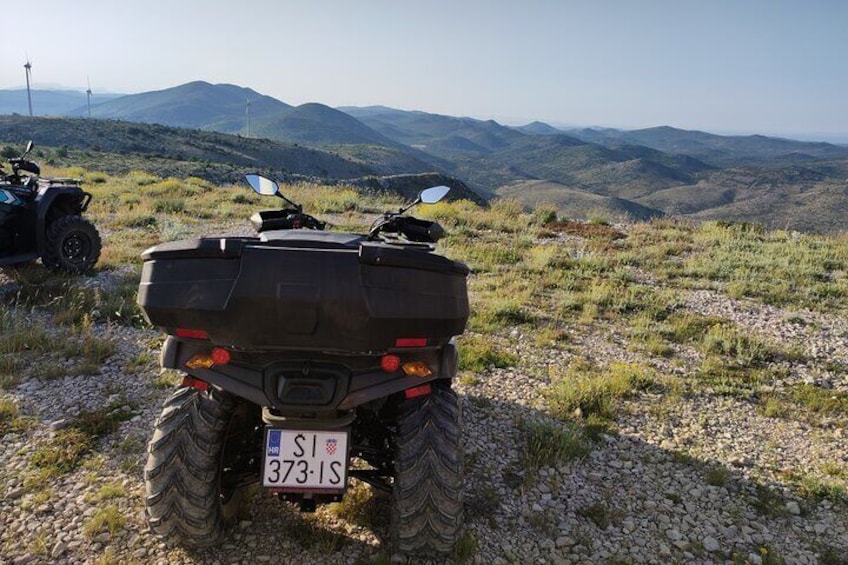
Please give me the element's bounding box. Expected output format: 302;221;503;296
211;347;231;365
404;384;431;399
181;375;209;391
395;337;428;348
402;361;432;378
185;347;231;370
175;328;210;340
381;354;401;373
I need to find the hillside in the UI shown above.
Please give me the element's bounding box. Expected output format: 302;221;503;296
513;121;564;135
0;116;485;205
85;81;291;133
470;138;715;206
342;105;848;228
84;83;405;149
0;174;846;563
250;103;399;146
496;179;663;220
339;105;527;157
569;125;848;167
0;88;124;117
4;82;848;231
0;116;446;184
0;115;368;181
340;105;848;228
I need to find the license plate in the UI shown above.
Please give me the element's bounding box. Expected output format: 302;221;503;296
262;429;349;491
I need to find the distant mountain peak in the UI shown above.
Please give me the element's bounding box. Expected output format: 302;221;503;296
515;121;562;135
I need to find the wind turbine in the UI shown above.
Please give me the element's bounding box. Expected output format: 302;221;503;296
86;77;92;118
24;58;33;117
245;98;251;137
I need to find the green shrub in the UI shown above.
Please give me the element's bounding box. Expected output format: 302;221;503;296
700;324;773;367
83;505;126;538
577;501;614;528
532;202;558;225
30;404;135;475
153;197;186;214
520;419;591;470
0;398;31;434
458;336;518;372
546;360;655;421
30;428;94;474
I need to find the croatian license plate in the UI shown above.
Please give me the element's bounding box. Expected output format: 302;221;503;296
262;429;349;491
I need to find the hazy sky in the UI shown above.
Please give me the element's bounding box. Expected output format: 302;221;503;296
2;0;845;140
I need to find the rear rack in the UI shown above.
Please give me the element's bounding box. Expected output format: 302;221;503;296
40;177;82;187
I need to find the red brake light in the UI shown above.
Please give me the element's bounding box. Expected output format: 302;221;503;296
404;384;432;399
381;354;401;373
211;347;231;365
395;338;428;348
175;328;210;340
181;376;209;391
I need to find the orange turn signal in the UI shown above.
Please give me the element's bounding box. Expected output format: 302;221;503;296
186;347;231;370
402;361;432;378
185;354;215;370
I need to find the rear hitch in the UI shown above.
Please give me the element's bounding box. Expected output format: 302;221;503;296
274;491;343;511
299;498;317;513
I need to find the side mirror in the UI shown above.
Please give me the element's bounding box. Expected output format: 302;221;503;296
25;141;34;154
245;174;279;196
419;185;450;204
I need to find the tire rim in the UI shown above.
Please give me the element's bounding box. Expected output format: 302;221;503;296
62;232;91;264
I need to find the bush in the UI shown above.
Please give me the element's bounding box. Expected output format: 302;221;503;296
546;360;655;421
521;419;590;470
458;336;518;372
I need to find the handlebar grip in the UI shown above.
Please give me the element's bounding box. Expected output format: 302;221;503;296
402;222;430;240
399;217;444;242
305;215;326;230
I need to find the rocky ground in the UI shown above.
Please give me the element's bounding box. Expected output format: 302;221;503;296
1;252;846;565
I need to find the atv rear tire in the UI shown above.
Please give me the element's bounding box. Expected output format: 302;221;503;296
42;215;101;274
391;383;464;556
144;386;255;548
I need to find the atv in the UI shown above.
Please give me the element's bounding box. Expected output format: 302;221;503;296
0;141;101;273
138;174;469;556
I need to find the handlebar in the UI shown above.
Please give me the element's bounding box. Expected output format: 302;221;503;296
290;213;325;230
250;209;326;232
368;215;444;243
10;159;40;176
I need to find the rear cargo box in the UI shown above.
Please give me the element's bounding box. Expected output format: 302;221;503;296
137;231;469;353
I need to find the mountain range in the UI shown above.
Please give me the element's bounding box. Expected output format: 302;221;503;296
2;81;848;232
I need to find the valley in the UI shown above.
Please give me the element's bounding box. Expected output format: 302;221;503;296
2;82;848;232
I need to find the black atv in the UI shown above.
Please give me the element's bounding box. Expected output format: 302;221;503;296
0;141;101;273
138;175;469;557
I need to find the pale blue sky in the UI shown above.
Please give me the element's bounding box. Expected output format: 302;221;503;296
2;0;845;140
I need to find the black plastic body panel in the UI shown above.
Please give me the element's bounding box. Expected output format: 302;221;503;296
138;231;469;353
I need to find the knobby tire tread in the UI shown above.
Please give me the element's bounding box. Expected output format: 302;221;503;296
392;383;463;556
42;215;101;273
144;386;241;548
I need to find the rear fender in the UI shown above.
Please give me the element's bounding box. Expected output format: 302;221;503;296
160;336;274;407
158;336;458;412
35;189;92;254
337;341;458;409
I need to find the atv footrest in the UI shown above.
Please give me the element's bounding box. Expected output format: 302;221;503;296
0;252;38;267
